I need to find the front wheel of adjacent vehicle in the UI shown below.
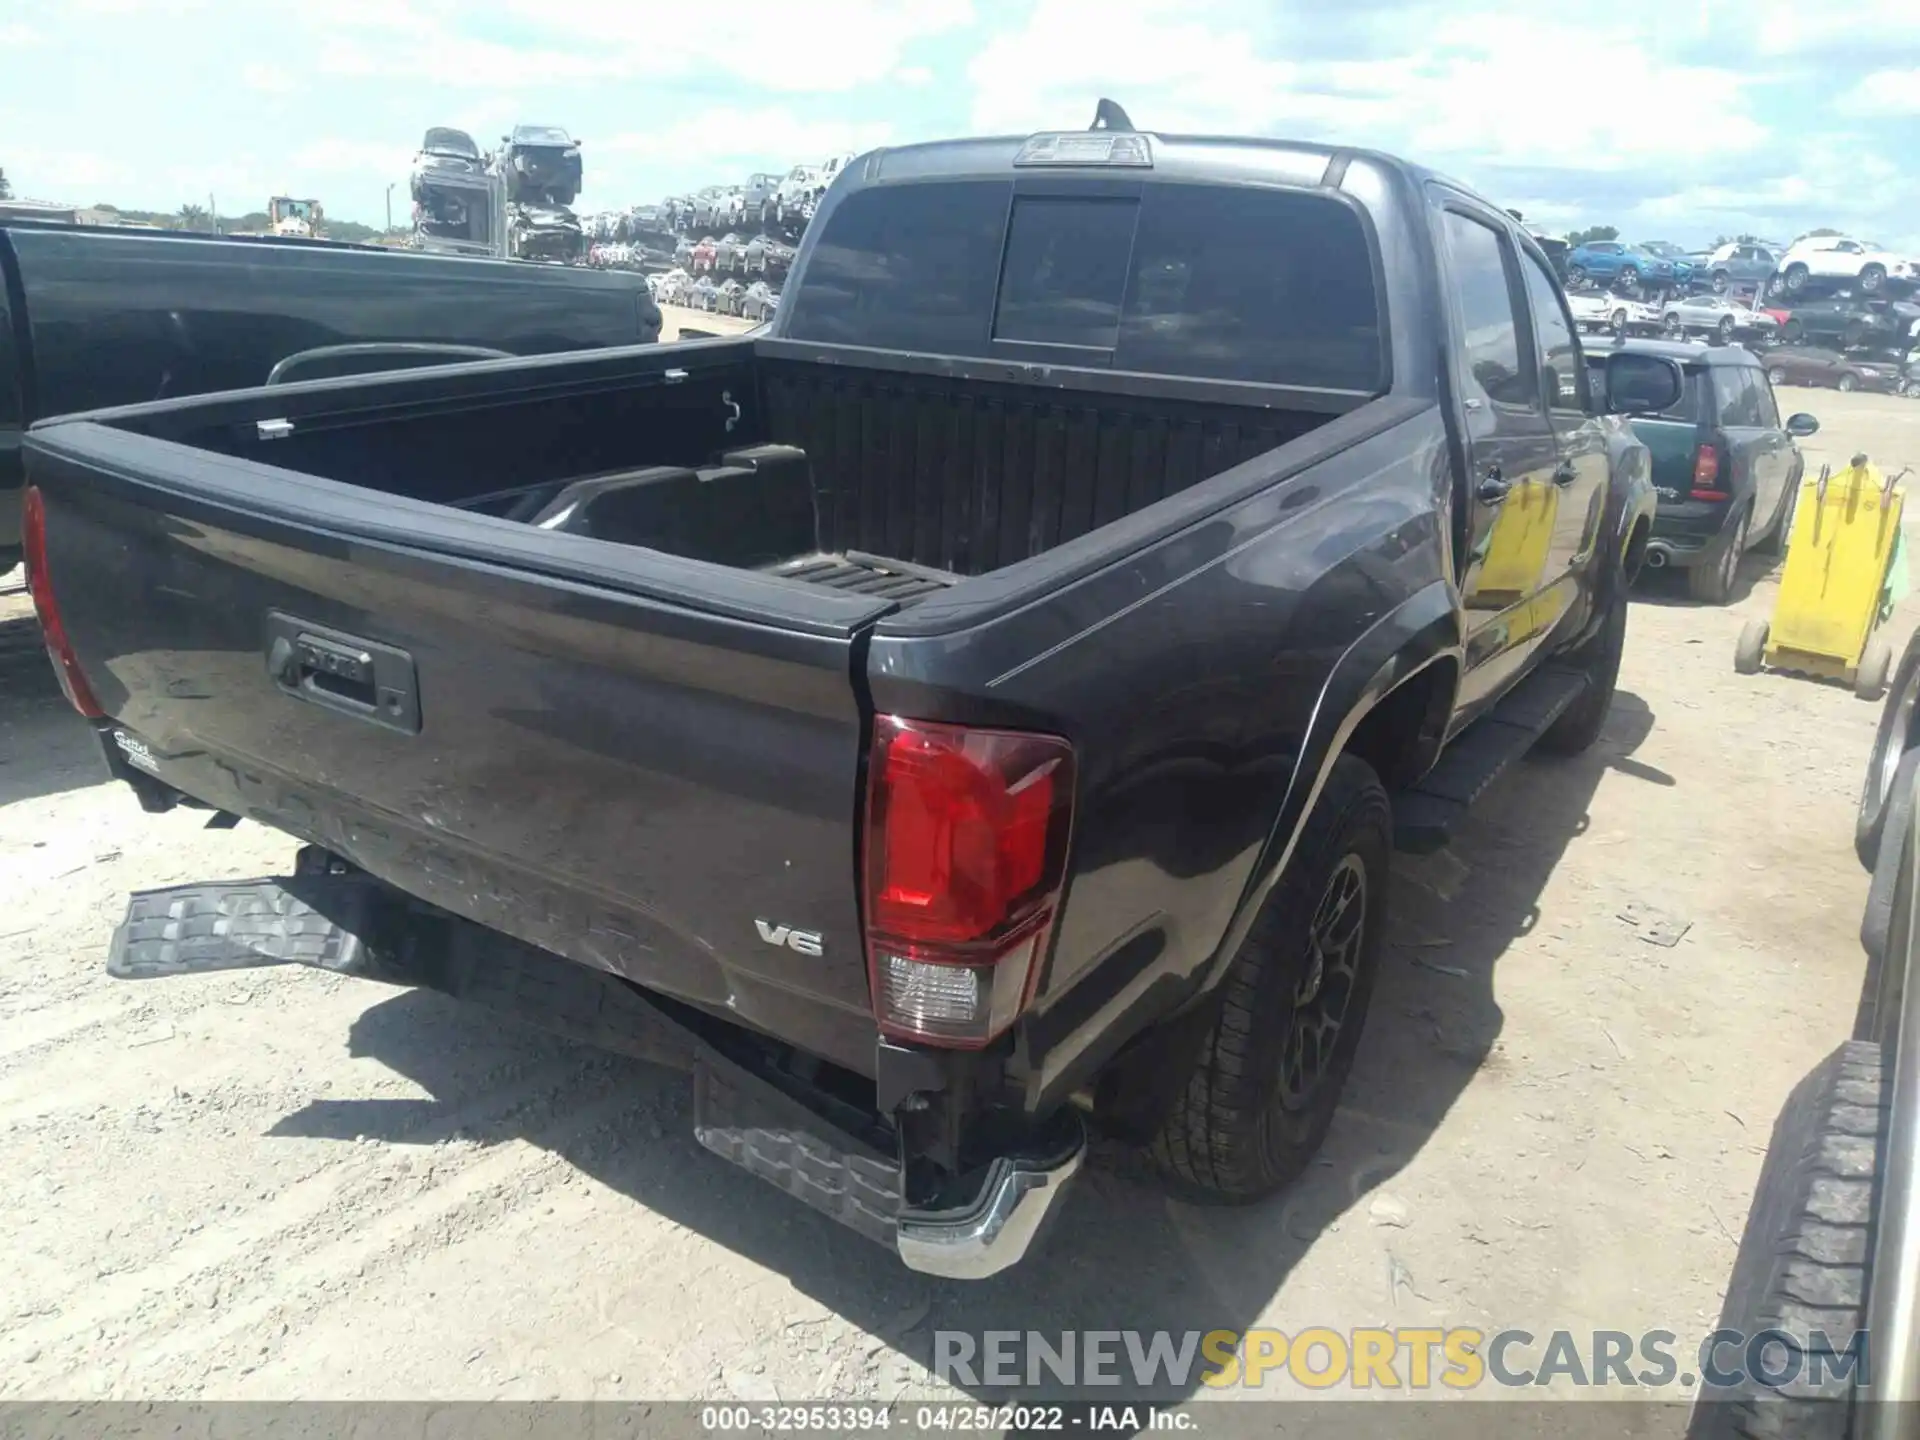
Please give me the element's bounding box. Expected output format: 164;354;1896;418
1536;588;1628;756
1734;619;1768;675
1783;263;1810;294
1856;630;1920;868
1683;1042;1879;1440
1663;312;1683;337
1861;263;1887;293
1144;755;1390;1204
1711;269;1730;293
1568;264;1588;285
1688;507;1749;605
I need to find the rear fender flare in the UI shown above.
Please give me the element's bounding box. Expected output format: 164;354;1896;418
1198;579;1462;994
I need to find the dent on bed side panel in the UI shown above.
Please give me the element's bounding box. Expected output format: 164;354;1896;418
865;412;1455;1110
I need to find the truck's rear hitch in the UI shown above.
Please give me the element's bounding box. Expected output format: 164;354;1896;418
105;866;1084;1278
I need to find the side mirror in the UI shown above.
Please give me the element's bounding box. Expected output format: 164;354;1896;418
1786;412;1820;437
1603;351;1684;414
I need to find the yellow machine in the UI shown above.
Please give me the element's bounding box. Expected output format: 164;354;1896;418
1735;456;1909;699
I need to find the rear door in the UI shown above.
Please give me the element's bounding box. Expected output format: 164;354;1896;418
28;369;890;1073
1717;363;1790;530
1437;205;1565;716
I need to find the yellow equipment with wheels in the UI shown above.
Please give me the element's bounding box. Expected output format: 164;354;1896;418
1735;456;1909;699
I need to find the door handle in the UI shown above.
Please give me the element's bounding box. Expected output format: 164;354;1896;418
1476;468;1511;504
1551;461;1578;487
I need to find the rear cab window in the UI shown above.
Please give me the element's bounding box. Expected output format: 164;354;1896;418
785;179;1386;393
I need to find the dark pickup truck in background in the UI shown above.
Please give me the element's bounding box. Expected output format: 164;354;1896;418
0;221;663;569
23;108;1671;1278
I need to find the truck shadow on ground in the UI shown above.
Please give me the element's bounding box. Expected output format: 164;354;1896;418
0;647;107;808
273;689;1660;1410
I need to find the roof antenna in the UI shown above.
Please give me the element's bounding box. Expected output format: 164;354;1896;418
1091;99;1135;132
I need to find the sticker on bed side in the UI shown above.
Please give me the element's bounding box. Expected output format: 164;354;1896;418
113;731;160;773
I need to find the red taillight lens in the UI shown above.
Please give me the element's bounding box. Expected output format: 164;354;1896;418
1690;444;1729;501
21;485;104;718
863;716;1075;1048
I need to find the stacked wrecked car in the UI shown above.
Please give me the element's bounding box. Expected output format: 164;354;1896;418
408;123;587;264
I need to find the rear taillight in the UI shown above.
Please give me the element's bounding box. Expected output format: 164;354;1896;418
1690;444;1729;502
21;485;104;718
862;716;1075;1048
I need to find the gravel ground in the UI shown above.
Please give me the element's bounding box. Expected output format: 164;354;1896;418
1;385;1917;1404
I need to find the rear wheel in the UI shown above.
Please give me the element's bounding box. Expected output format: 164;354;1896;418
1783;262;1810;293
1734;619;1768;675
1769;366;1789;386
1861;263;1887;293
1663;312;1683;337
1619;265;1641;293
1145;755;1390;1203
1718;315;1736;342
1688;507;1749;605
1568;264;1588;284
1711;269;1731;293
1839;373;1859;393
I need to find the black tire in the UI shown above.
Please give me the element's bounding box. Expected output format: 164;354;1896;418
1145;755;1390;1203
1857;635;1920;869
1782;319;1805;343
1735;619;1768;675
1685;1041;1880;1440
1536;587;1627;756
1839;373;1859;394
1712;269;1731;293
1619;265;1641;292
1771;366;1790;386
1664;312;1684;337
1719;315;1736;342
1568;264;1588;284
1862;263;1886;294
1784;262;1810;294
1611;309;1629;337
1689;507;1749;604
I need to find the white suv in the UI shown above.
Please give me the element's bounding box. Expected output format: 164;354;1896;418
1778;235;1915;295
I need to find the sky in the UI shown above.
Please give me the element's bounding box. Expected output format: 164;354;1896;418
5;0;1920;248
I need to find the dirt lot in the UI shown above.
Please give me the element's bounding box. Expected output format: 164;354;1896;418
2;384;1917;1404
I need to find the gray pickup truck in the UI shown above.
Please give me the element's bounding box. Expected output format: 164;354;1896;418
0;220;661;569
24;105;1668;1278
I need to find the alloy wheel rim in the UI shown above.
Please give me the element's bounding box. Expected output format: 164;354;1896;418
1280;854;1368;1109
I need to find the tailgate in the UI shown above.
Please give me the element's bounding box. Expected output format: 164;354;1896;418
28;421;892;1073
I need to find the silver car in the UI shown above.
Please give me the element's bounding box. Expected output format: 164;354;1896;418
1660;294;1780;343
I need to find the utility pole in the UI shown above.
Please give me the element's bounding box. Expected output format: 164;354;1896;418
208;193;218;233
386;182;395;234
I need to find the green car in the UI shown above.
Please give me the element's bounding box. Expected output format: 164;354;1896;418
1586;340;1818;603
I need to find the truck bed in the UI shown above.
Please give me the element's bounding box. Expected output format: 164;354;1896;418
101;341;1343;608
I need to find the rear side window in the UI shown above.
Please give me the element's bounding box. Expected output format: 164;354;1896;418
1441;211;1531;410
1714;366;1772;428
786;179;1384;391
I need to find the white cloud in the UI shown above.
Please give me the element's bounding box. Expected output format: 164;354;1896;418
1838;69;1920;117
240;62;297;95
601;109;894;169
511;0;974;92
967;0;1766;174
